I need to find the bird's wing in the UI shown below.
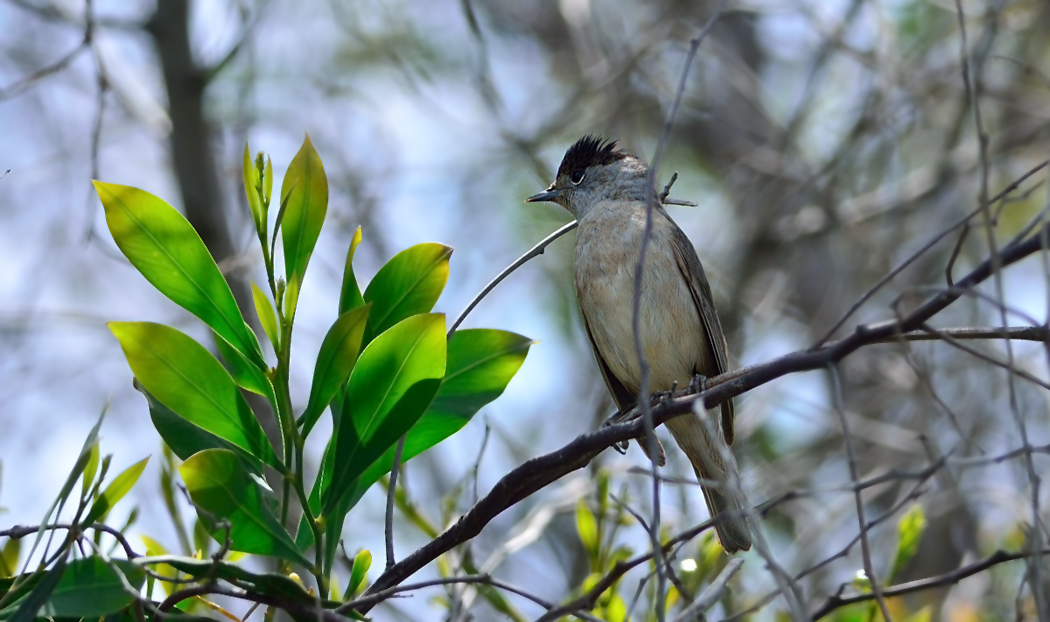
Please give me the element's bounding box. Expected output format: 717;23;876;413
581;315;635;412
668;217;736;444
582;315;667;466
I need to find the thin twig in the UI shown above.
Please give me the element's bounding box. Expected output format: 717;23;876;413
828;364;893;621
385;435;407;570
814;159;1049;346
808;548;1050;620
448;220;577;336
632;7;727;619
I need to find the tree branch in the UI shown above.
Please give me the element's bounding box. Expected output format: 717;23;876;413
808;548;1050;620
355;202;1050;610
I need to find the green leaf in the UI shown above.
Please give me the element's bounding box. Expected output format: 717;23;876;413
243;143;264;232
81;442;100;498
264;157;273;206
7;556;66;622
341;329;531;511
252;282;280;352
142;556;334;608
179;449;310;566
138;382;255;473
39;558;144;618
83;457;149;526
347;549;371;596
95;181;265;369
890;503;927;582
300;304;371;437
16;412;104;596
111;322;279;469
339;226;365;315
214;332;276;403
280;134;328;284
322;313;446;515
363;243;452;342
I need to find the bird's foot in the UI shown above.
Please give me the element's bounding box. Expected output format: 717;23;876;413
688;373;707;396
601;404;667;466
602;408;635;454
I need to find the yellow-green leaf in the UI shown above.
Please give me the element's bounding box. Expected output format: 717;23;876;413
252;281;280;351
243;143;264;232
576;500;599;555
140;535;178;596
84;456;149;525
281;134;328;284
339;226;365;315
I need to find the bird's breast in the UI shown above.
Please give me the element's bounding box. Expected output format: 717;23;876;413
573;203;708;393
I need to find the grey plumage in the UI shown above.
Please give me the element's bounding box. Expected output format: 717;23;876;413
527;136;752;553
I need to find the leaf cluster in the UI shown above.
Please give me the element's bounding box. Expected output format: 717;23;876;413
0;136;532;619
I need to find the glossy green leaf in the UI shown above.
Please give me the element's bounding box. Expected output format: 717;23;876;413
322;313;446;515
252;282;280;352
95;181;265;369
110;322;278;469
341;329;531;510
243;143;264;232
40;558;144;618
363;243;452;342
179;449;310;566
83;457;149;526
339;226;365;315
214;332;275;403
300;304;371;437
138;381;257;474
281;134;328;283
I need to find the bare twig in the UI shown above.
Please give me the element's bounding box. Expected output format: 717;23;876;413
808;548;1050;620
672;558;744;622
633;7;728;619
448;220;577;336
828;364;893;621
385;435;407;570
814;159;1049;346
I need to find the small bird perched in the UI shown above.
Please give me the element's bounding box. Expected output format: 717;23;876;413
526;135;752;553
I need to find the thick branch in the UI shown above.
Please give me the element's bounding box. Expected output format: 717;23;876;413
357;317;1048;609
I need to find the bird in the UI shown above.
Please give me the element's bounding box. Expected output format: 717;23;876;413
526;135;752;553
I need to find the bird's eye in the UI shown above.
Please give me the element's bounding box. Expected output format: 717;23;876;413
570;171;585;185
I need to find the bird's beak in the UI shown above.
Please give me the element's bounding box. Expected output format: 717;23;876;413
525;186;561;203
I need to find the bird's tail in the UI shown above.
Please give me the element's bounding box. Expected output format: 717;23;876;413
665;413;752;554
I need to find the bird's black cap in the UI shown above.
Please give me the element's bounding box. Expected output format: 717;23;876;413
556;135;627;180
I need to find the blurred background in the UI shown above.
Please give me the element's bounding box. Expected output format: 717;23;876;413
2;0;1050;619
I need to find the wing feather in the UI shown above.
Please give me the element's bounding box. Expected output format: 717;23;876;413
667;216;736;444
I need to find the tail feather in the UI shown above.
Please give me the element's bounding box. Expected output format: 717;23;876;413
665;414;752;554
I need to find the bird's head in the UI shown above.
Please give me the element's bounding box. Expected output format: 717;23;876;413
526;135;651;220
